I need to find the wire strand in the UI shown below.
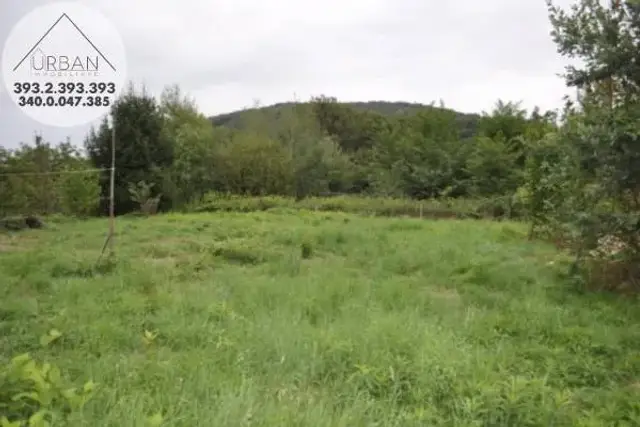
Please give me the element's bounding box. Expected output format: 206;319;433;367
0;167;112;177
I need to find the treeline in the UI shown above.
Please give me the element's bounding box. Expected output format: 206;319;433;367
0;137;100;218
0;89;557;217
1;0;640;289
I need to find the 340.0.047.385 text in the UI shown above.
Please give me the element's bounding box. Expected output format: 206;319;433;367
16;95;111;107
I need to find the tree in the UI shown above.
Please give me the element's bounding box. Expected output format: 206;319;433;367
291;135;353;198
0;135;100;217
477;100;531;167
214;131;293;196
159;84;219;207
519;131;574;239
546;0;640;287
466;135;522;197
310;95;384;152
85;83;174;215
368;108;471;199
279;101;355;198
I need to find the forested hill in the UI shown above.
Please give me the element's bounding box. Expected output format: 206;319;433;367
209;101;482;138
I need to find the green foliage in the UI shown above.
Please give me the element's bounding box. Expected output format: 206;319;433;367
211;100;481;139
85;82;174;215
128;181;161;215
10;2;640;424
544;0;640;289
159;85;220;208
519;132;572;237
367;110;471;199
1;212;640;424
4;81;563;227
0;353;96;426
193;193;488;219
0;137;101;217
466;136;522;197
58;172;101;218
7;1;640;292
477;100;529;151
310;95;387;152
214;131;294;196
291;135;354;198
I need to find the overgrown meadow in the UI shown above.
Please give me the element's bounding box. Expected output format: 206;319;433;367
2;210;640;426
3;0;640;425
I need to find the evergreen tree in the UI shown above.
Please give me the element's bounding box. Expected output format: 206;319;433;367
85;83;174;215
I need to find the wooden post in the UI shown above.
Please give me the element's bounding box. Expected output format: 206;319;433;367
419;202;423;219
109;113;116;256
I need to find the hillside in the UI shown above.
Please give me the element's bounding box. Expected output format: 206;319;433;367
209;101;482;139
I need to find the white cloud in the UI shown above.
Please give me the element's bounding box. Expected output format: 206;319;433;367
0;0;576;147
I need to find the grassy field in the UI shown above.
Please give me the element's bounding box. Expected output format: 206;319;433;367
1;210;640;426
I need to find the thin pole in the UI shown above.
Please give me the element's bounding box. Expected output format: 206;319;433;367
609;0;621;110
109;113;116;256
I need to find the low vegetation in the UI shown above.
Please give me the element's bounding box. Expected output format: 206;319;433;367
2;211;640;425
189;193;514;220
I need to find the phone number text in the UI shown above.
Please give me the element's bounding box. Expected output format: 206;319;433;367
12;81;116;95
17;95;111;108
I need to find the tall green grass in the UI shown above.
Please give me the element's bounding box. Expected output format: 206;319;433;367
1;211;638;425
189;192;522;220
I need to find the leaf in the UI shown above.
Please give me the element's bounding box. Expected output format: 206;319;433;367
64;396;81;410
48;329;62;339
27;410;50;427
0;417;23;427
146;412;164;426
83;380;97;393
11;392;39;403
144;330;158;341
47;365;61;385
10;353;31;366
61;388;77;401
39;329;62;348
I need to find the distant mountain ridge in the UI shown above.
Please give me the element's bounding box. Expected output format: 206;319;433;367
209;101;482;138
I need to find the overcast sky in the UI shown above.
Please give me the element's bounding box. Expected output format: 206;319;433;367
0;0;575;149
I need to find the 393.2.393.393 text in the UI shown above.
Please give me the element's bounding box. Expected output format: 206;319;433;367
11;81;115;107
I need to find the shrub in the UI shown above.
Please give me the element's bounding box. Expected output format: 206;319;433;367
58;171;101;218
0;353;96;426
128;181;161;216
